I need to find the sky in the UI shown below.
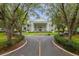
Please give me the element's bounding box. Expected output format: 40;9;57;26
29;4;49;21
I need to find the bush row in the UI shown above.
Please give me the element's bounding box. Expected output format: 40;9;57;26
54;35;79;53
0;35;24;50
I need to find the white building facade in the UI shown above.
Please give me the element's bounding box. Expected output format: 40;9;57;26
23;18;54;32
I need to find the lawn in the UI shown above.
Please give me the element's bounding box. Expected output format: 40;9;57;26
0;32;7;41
64;35;79;44
23;32;58;36
72;35;79;44
0;32;7;46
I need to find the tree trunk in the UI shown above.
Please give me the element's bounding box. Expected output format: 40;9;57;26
68;29;72;40
57;26;60;35
5;26;13;45
68;24;74;40
62;26;65;34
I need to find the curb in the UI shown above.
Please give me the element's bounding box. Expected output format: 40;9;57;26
52;40;78;56
0;40;27;56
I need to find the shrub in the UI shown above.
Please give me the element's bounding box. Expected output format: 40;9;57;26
64;40;75;51
0;40;8;50
11;35;24;45
54;35;68;45
5;35;24;47
71;41;79;51
47;33;51;36
0;35;24;50
54;35;76;52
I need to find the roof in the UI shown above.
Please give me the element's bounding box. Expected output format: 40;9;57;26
30;18;48;23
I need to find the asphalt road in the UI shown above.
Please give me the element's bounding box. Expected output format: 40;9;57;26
6;36;71;56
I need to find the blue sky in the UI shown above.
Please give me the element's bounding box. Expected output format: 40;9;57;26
29;4;49;21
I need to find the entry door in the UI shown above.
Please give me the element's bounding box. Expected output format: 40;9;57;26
39;27;42;32
34;23;46;32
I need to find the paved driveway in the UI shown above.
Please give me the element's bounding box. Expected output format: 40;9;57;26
6;36;71;56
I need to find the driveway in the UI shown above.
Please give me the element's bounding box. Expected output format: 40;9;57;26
6;36;71;56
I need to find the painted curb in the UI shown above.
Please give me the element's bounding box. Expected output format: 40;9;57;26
52;40;78;56
0;40;27;56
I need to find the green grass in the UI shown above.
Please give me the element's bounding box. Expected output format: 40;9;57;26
72;35;79;44
63;34;79;44
64;35;79;44
23;32;58;36
0;32;7;46
0;32;7;42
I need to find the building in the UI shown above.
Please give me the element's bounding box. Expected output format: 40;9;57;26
23;18;54;32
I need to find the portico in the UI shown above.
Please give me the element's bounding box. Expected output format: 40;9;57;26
33;23;48;32
23;18;53;32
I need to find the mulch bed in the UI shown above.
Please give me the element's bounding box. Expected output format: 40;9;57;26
0;39;26;55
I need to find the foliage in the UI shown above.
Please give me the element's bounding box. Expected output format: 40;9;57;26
0;3;43;48
54;35;79;53
46;3;79;39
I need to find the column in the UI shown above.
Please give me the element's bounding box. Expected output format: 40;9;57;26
46;23;49;32
31;22;34;32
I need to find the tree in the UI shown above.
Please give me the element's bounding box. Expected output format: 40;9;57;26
59;3;79;39
0;3;41;45
46;3;79;40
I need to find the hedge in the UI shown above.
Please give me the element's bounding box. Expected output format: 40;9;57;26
54;35;79;52
0;35;24;50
